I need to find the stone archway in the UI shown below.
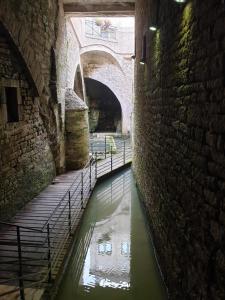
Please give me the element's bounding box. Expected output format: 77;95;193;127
81;49;132;134
80;45;125;73
85;78;122;133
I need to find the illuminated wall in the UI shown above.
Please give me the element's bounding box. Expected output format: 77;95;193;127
134;0;225;299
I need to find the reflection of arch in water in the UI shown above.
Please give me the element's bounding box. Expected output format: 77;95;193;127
73;64;84;100
85;78;122;133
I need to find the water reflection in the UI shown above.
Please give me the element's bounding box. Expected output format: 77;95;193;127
80;172;131;291
56;169;166;300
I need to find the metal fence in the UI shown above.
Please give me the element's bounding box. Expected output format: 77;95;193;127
0;136;132;299
85;20;117;41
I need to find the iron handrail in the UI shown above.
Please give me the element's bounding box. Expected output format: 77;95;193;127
0;222;43;233
41;155;94;231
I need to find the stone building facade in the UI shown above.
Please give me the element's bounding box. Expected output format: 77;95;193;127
70;17;134;134
133;0;225;299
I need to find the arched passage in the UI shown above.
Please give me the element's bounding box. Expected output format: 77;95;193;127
85;78;122;133
81;49;132;134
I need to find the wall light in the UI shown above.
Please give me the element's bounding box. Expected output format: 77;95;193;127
139;59;145;65
149;25;157;31
149;0;160;31
174;0;187;3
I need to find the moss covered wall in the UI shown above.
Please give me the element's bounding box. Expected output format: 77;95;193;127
134;0;225;299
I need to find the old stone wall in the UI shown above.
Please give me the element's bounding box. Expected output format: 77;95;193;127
0;0;63;171
134;0;225;299
65;89;89;170
56;16;86;119
0;0;69;219
0;29;55;220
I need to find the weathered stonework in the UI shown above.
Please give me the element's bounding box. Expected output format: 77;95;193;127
65;89;89;170
0;29;55;220
134;0;225;299
0;0;64;172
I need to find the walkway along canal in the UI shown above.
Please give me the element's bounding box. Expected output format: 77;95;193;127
56;168;167;300
0;136;132;299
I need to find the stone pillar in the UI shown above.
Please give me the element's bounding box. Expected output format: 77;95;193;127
65;89;89;170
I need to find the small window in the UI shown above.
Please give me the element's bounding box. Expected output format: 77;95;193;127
5;87;19;122
98;242;112;255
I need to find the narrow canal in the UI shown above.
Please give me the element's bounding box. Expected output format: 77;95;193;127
56;168;167;300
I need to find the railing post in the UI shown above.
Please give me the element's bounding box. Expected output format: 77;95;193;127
47;223;52;283
91;143;93;155
17;226;25;300
95;153;98;179
81;172;84;208
68;191;72;235
111;146;113;171
123;140;126;165
89;161;92;192
105;136;107;159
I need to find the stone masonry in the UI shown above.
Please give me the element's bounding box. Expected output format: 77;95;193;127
0;0;66;219
0;0;63;171
134;0;225;299
0;26;55;219
65;88;89;170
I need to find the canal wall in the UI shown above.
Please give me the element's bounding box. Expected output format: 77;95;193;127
133;0;225;299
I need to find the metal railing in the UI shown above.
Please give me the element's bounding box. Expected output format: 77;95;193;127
85;20;117;41
0;135;132;299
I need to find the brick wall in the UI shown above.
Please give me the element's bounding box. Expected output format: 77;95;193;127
0;30;55;219
134;0;225;299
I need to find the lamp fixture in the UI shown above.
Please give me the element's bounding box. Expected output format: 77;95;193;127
149;25;157;31
149;0;160;32
139;59;145;65
174;0;186;3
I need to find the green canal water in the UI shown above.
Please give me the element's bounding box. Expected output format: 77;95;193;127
56;168;167;300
